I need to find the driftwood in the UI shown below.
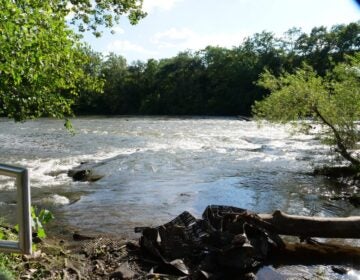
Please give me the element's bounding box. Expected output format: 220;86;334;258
270;242;360;266
137;205;360;278
259;210;360;239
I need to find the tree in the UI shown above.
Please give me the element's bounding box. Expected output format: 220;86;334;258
253;53;360;168
0;0;145;122
73;47;105;114
70;21;359;118
101;53;129;114
65;0;146;37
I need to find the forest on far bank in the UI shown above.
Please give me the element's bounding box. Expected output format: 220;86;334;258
74;21;360;117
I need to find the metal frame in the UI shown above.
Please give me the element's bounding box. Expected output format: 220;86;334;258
0;164;32;254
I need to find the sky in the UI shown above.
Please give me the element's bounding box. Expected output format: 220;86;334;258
81;0;360;63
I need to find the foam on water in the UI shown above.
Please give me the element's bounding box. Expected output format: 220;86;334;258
0;117;332;197
40;194;70;205
348;270;360;280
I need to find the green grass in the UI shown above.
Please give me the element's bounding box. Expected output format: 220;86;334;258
0;222;19;280
0;254;16;280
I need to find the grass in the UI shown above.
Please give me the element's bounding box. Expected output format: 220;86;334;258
0;255;16;280
0;223;19;280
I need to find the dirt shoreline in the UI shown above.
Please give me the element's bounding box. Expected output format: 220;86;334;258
4;203;360;279
3;228;360;280
9;233;150;280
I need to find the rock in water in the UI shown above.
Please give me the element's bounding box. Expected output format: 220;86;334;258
68;162;104;182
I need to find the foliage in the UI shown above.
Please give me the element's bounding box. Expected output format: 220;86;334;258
0;259;15;280
1;6;359;122
0;0;144;123
72;21;360;117
0;225;18;280
12;207;54;239
0;0;105;122
64;0;146;37
30;207;54;239
0;208;54;280
253;53;360;167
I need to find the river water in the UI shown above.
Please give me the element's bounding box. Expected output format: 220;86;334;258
0;117;359;279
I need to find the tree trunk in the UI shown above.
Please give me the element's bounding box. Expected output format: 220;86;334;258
241;209;360;265
314;107;360;167
270;242;360;265
258;210;360;238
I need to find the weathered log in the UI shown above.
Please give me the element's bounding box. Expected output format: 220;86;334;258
258;210;360;239
270;242;360;265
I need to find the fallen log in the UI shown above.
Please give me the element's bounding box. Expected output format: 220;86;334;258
258;210;360;238
270;242;360;266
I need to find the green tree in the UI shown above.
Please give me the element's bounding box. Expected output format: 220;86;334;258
100;53;129;113
73;47;105;114
0;0;145;122
65;0;146;37
71;21;360;118
253;53;360;167
150;51;205;115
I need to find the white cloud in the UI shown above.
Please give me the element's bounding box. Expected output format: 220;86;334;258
143;0;184;13
104;28;252;62
151;27;250;51
151;28;196;48
107;39;158;56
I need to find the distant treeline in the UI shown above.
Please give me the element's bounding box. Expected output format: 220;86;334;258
74;21;360;116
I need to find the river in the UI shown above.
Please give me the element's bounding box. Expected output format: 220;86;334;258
0;116;359;279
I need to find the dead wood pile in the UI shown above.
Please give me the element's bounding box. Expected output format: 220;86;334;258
137;205;360;279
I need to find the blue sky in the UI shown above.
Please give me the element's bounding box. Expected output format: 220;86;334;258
81;0;360;63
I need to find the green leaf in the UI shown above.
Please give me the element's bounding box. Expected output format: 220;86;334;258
38;209;54;225
0;1;107;123
37;227;46;239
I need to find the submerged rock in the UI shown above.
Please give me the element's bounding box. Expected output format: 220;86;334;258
331;265;349;275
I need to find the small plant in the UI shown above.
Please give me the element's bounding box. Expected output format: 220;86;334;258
0;208;54;280
0;252;16;280
0;265;14;280
13;206;54;239
30;207;54;239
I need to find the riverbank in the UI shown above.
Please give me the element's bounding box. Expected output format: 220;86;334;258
0;232;149;280
2;215;360;280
